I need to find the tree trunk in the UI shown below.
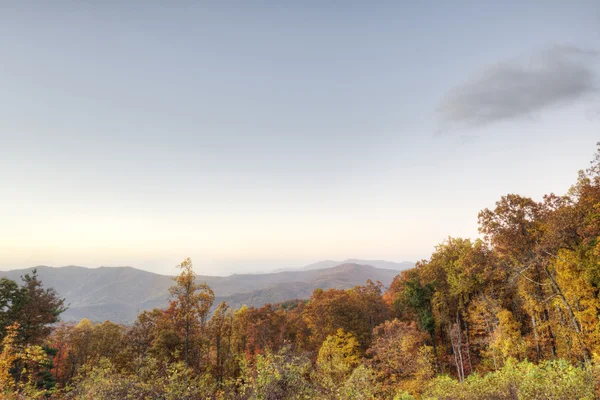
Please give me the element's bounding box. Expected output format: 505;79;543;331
455;314;465;381
185;317;190;368
216;334;222;384
450;320;465;382
430;330;440;372
543;307;557;358
463;317;473;374
544;265;591;361
531;314;542;361
449;324;462;381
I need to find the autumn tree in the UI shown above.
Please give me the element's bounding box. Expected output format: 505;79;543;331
367;319;433;397
127;308;163;364
489;309;526;363
208;301;233;386
48;322;75;386
0;322;57;397
244;345;316;400
316;328;361;393
0;323;19;392
168;258;214;369
303;283;388;352
478;194;557;360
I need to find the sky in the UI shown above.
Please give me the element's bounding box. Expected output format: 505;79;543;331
1;1;599;275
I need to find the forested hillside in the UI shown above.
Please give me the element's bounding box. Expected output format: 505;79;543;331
2;145;600;399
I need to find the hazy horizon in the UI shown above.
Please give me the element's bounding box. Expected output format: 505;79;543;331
2;2;599;275
0;257;415;277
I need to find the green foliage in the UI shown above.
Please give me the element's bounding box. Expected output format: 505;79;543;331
393;390;416;400
0;270;66;344
66;357;216;400
246;346;316;400
395;274;436;335
342;364;381;400
423;358;595;400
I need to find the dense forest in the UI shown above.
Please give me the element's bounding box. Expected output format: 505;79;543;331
3;145;600;399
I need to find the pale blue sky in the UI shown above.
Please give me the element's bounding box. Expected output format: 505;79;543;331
1;1;599;275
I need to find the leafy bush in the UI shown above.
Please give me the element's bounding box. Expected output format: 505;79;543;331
244;346;316;400
342;364;381;400
64;357;216;400
423;358;595;400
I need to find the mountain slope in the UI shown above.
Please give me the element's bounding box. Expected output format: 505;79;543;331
218;263;400;310
301;259;414;271
0;263;401;323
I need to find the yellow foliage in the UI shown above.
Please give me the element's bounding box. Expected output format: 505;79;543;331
0;323;19;393
490;310;526;362
316;329;361;391
0;323;50;398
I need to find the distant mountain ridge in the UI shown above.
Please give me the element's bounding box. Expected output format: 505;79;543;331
273;259;415;272
0;260;412;324
301;259;414;271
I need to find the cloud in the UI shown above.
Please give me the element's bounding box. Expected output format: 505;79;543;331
437;45;598;131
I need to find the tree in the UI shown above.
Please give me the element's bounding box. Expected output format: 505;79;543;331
0;270;66;345
342;364;382;400
246;345;316;400
208;301;233;386
168;258;214;368
391;269;437;354
303;283;388;352
489;309;526;363
478;195;558;361
316;328;361;391
0;323;19;392
0;322;57;397
244;304;286;356
18;270;67;345
367;319;432;397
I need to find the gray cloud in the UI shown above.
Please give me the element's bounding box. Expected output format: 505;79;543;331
437;45;598;131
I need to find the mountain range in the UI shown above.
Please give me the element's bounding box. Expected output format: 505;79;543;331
298;259;415;271
0;260;413;324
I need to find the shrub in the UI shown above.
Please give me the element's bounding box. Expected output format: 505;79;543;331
423;358;594;400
